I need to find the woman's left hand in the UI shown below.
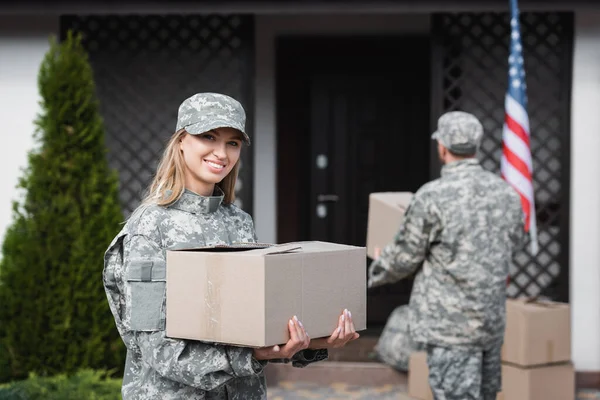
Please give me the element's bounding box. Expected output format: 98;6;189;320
308;309;360;349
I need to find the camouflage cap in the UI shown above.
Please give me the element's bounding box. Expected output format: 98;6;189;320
175;92;250;145
431;111;483;155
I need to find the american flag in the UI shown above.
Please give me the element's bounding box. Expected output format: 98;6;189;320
501;0;538;254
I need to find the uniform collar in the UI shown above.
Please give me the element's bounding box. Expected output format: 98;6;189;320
169;187;224;214
441;158;482;177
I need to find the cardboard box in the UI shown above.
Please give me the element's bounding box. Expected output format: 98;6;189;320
408;352;504;400
408;351;433;400
502;362;575;400
366;192;413;259
165;241;367;347
502;299;571;367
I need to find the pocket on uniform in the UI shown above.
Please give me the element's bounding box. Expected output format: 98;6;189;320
126;258;167;331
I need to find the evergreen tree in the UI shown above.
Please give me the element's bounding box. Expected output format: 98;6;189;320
0;31;125;382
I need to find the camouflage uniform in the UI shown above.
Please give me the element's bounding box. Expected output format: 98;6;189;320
368;112;525;400
103;93;327;400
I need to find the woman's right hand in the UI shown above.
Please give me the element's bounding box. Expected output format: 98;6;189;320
253;316;310;360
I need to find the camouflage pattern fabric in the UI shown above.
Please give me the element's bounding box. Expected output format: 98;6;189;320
175;92;250;145
368;158;525;349
374;305;424;371
104;188;327;399
426;340;503;400
431;111;484;155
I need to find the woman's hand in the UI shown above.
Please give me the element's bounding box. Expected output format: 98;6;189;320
253;316;310;360
308;309;359;349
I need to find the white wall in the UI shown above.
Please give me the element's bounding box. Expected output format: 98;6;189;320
570;10;600;372
0;17;58;249
253;14;430;243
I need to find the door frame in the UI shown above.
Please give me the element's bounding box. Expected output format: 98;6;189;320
275;34;434;244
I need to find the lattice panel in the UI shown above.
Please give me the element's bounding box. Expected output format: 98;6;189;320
434;12;573;300
60;15;255;216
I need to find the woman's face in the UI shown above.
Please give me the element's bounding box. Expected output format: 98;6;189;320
179;127;242;196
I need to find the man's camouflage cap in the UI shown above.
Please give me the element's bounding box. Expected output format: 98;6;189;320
431;111;483;155
175;92;250;145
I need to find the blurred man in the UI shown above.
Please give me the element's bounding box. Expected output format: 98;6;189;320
368;111;526;400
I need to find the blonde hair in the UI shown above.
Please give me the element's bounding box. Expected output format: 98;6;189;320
141;129;240;207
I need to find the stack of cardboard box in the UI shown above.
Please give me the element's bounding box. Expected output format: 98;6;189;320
501;298;575;400
408;351;505;400
407;299;575;400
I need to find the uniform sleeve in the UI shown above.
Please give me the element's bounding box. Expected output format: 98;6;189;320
368;194;434;288
124;234;266;391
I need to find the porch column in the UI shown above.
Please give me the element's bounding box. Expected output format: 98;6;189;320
571;10;600;373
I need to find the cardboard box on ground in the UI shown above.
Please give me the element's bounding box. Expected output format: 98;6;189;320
502;298;571;366
366;192;414;259
408;351;574;400
165;241;367;347
501;363;574;400
408;299;574;400
408;352;505;400
500;298;574;400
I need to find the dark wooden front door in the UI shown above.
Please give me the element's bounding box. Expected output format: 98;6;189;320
277;36;431;328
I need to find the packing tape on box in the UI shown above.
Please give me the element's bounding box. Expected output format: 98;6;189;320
201;245;302;343
205;254;224;341
522;297;563;308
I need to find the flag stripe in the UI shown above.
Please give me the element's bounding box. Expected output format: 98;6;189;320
502;163;533;232
503;145;532;182
505;94;530;134
502;124;533;172
505;113;530;149
501;159;534;204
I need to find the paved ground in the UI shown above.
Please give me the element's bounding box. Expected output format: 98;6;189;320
268;382;411;399
579;391;600;399
267;382;600;399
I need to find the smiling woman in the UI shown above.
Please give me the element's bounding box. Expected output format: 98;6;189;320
102;92;357;400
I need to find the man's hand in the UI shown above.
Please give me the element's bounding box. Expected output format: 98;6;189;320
253;316;310;360
374;246;382;259
309;309;359;349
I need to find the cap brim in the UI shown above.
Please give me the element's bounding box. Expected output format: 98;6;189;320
448;143;477;155
185;120;250;145
431;131;440;140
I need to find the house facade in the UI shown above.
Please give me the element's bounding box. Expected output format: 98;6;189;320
1;0;599;380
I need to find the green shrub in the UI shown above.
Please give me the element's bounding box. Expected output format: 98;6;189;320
0;31;125;382
0;370;122;400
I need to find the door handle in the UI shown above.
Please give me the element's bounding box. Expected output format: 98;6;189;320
317;194;339;203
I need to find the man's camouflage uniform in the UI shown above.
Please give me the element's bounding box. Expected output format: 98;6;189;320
368;111;526;400
103;93;327;400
